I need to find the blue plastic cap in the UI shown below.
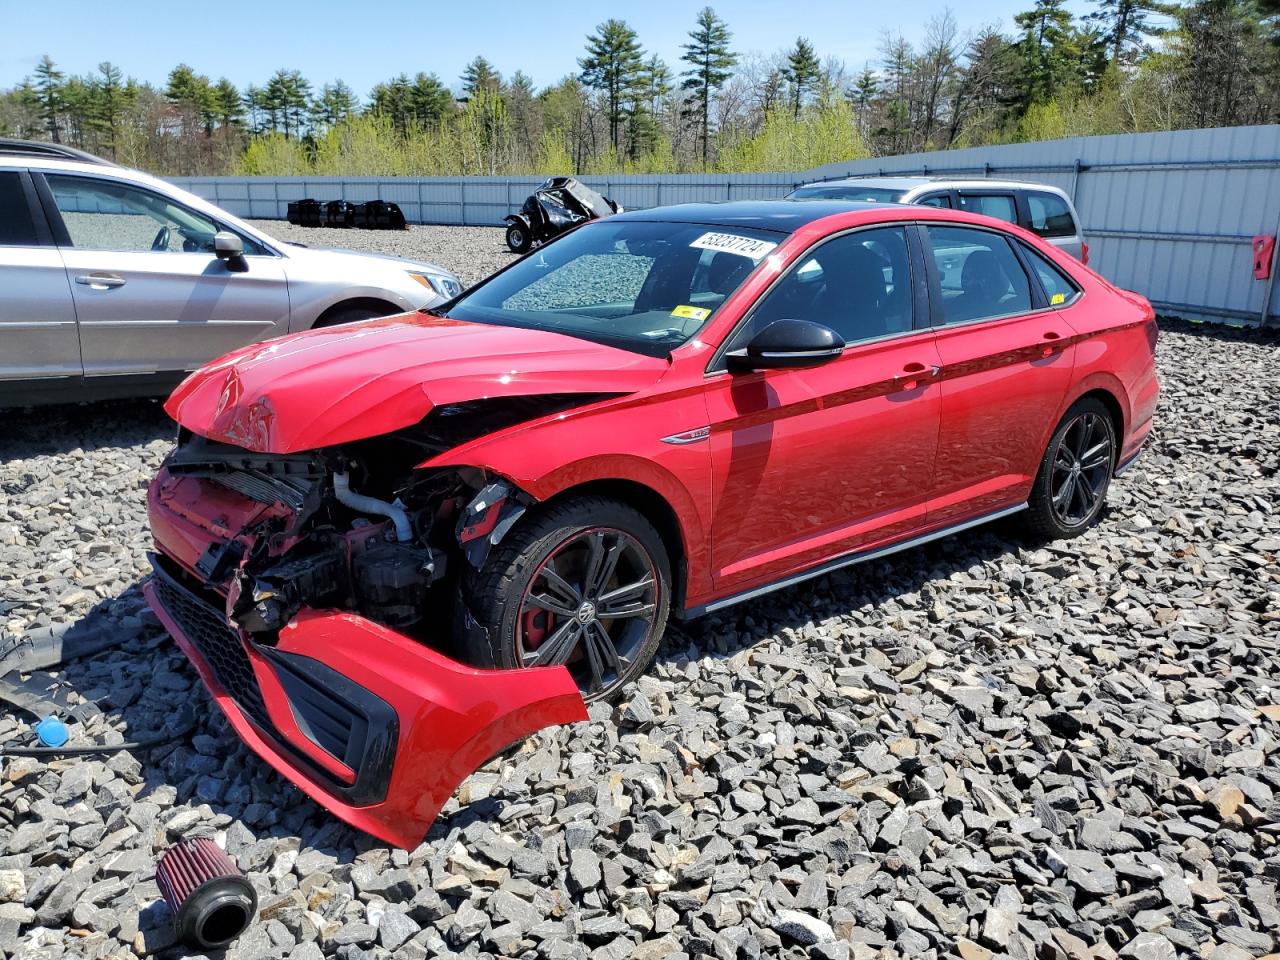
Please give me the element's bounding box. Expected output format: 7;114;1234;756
34;716;69;748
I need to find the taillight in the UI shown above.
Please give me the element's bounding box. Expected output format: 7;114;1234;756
1081;242;1090;265
1145;317;1159;352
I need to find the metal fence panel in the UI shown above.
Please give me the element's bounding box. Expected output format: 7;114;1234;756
168;126;1280;323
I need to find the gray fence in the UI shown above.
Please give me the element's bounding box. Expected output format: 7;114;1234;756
171;124;1280;325
167;173;801;230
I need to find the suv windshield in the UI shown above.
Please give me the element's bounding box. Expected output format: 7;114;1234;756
788;184;907;202
446;220;781;356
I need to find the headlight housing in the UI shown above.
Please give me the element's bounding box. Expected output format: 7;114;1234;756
409;272;463;300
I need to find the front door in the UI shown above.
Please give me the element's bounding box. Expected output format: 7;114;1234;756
41;172;290;378
704;225;942;598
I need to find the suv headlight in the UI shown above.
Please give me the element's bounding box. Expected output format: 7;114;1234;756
409;272;463;300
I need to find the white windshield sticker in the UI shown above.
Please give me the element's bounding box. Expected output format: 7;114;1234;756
689;232;777;260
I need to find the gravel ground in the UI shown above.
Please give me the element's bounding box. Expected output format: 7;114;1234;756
0;224;1278;960
247;220;515;287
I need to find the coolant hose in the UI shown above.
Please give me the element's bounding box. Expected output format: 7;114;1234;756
333;472;411;541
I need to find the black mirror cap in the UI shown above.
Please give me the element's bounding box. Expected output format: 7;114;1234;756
727;318;845;371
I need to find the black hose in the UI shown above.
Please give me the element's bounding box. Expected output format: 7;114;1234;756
0;718;196;757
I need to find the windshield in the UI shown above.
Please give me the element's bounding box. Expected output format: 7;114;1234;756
788;184;907;203
446;220;782;356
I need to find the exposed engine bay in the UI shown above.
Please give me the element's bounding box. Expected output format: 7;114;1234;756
160;394;606;647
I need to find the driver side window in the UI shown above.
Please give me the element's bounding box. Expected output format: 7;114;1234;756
729;226;914;352
45;174;219;254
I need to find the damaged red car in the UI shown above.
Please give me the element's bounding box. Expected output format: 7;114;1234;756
146;200;1159;847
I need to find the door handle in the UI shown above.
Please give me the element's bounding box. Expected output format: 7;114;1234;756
75;273;127;290
1040;330;1063;357
894;361;940;392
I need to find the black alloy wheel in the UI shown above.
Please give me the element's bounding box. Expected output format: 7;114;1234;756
1023;396;1117;540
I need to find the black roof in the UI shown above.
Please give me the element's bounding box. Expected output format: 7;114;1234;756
609;199;882;234
0;138;113;165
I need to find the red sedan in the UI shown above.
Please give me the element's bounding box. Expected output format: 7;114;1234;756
146;200;1158;846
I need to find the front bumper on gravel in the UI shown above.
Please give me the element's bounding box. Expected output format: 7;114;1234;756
145;474;588;849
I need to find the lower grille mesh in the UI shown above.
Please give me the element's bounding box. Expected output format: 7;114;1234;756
152;569;269;726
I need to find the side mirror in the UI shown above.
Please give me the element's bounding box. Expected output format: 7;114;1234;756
726;318;845;371
213;231;246;270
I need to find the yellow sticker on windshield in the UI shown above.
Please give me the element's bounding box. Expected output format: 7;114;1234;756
671;305;711;321
1051;292;1066;305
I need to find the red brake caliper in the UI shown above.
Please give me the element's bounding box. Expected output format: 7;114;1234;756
522;609;552;649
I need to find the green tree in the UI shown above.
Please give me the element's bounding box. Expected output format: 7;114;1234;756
782;38;820;117
212;78;244;128
846;66;880;139
263;69;310;138
579;18;645;153
91;62;126;155
310;80;358;129
166;64;216;134
679;6;737;165
409;73;454;126
1087;0;1174;67
461;56;501;96
33;55;63;142
1012;0;1082;108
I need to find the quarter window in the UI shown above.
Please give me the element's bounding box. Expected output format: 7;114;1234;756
46;174;222;254
915;193;952;209
1021;243;1080;305
0;173;38;246
927;225;1032;325
732;227;914;349
957;193;1017;223
1026;192;1076;238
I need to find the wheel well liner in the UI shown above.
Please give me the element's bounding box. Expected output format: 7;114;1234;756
315;297;403;327
542;478;689;610
1078;388;1125;457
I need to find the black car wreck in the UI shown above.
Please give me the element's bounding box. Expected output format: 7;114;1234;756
503;176;621;252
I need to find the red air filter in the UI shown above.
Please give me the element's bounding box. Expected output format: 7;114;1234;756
156;836;258;949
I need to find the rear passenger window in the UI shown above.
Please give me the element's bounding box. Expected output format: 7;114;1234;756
0;173;38;246
916;194;952;209
957;194;1017;223
1021;243;1080;305
1026;193;1076;238
926;226;1032;325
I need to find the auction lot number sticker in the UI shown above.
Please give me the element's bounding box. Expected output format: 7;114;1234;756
690;232;777;261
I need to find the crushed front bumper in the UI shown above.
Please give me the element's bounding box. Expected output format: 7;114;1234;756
145;473;588;849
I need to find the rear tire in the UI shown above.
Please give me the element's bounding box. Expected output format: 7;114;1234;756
458;496;670;703
1022;397;1117;540
505;222;532;254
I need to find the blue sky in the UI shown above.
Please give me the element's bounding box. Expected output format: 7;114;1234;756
1;0;1093;95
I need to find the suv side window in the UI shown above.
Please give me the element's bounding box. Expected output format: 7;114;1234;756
44;174;258;255
915;193;952;209
926;225;1032;325
1020;243;1081;305
1025;192;1077;238
0;172;39;246
957;193;1017;223
729;227;914;350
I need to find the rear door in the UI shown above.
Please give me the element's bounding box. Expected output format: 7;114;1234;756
922;223;1077;526
37;172;290;378
1022;190;1084;261
0;169;81;384
955;190;1019;225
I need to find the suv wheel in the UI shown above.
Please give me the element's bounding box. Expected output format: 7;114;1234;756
459;496;670;702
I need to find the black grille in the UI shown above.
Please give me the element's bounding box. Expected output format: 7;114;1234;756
151;564;269;726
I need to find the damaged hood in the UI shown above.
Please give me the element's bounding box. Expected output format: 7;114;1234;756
165;314;669;453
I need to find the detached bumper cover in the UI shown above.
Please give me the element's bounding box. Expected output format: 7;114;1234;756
144;557;587;848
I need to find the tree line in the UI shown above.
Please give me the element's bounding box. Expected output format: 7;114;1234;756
2;0;1277;178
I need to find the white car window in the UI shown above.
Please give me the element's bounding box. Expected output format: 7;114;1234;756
46;174;220;254
1026;192;1077;239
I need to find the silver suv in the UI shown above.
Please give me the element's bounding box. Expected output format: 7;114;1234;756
0;140;463;406
787;176;1087;263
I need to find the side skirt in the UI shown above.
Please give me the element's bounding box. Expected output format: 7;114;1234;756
681;503;1027;619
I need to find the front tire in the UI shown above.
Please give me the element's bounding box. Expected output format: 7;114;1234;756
1023;398;1117;540
459;496;671;702
505;222;532;254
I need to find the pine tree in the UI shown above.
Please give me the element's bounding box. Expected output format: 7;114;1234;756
782;38;820;117
311;81;358;129
1012;0;1082;108
33;55;63;142
409;73;454;126
92;62;125;156
1086;0;1174;67
679;6;737;165
212;78;244;128
461;57;501;97
579;18;645;153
